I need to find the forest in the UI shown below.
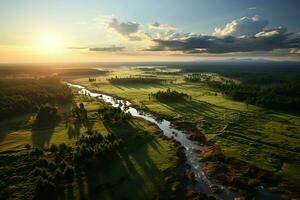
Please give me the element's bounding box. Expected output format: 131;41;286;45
150;89;192;102
107;76;173;84
0;77;73;120
0;62;300;200
58;68;109;76
207;81;300;111
179;62;300;111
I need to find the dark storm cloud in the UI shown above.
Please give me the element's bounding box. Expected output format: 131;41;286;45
89;46;125;52
145;28;300;54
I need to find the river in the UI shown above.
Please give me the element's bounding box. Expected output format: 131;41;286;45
67;82;281;200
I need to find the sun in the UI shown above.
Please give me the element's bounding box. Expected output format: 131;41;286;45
38;35;64;53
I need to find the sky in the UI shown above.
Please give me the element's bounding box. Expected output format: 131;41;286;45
0;0;300;62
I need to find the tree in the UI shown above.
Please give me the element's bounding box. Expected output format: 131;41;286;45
25;143;31;150
72;103;88;121
34;177;57;200
58;143;68;154
64;166;75;180
79;103;88;121
35;104;58;124
50;144;58;153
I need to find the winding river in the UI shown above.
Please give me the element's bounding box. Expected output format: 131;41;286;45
67;83;280;200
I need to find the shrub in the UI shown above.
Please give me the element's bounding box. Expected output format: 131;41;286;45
40;169;50;179
54;169;64;182
34;177;57;200
98;106;131;123
30;148;44;156
171;181;183;193
73;134;123;167
32;167;43;176
58;143;68;154
37;158;49;168
150;89;191;102
64;166;75;181
50;144;58;153
35;104;58;124
59;161;66;171
48;161;56;173
25;144;31;150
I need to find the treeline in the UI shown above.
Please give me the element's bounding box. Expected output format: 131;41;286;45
88;78;96;82
107;76;175;84
184;73;214;82
74;133;122;165
208;81;300;111
146;71;182;76
58;68;108;76
35;105;58;124
98;106;132;123
180;62;300;85
72;103;88;122
150;89;191;102
30;131;123;199
0;77;73;120
179;63;300;111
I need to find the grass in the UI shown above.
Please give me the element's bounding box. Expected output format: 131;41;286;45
70;119;180;200
0;99;107;152
0;117;180;199
0;152;36;199
0;92;182;199
68;67;300;186
278;162;300;185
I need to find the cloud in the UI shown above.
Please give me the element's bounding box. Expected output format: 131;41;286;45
290;48;300;54
145;28;300;54
213;16;268;37
99;16;142;41
149;22;175;31
247;7;264;11
146;22;194;41
91;15;300;56
67;45;125;52
255;27;286;37
89;46;125;52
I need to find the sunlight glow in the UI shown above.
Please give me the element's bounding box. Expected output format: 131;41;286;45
37;35;64;53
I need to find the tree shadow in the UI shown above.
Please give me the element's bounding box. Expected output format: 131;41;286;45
103;120;157;152
111;83;165;90
31;119;57;147
157;99;218;118
67;118;95;139
0;114;32;143
83;119;95;133
67;121;81;139
82;150;162;200
65;183;75;200
78;119;166;199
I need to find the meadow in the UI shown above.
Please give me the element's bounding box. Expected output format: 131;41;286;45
0;64;300;199
0;78;186;199
68;66;300;187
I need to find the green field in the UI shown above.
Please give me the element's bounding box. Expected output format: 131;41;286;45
68;67;300;185
0;94;183;199
1;67;299;198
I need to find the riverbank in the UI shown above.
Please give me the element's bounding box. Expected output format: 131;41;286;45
197;145;300;199
68;81;300;199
